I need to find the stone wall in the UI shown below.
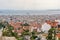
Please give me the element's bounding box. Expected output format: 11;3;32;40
1;37;16;40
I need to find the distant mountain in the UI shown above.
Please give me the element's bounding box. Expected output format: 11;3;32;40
0;10;60;15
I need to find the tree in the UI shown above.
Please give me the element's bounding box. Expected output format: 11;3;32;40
2;24;15;37
46;27;56;40
30;31;38;40
21;23;30;26
0;22;5;29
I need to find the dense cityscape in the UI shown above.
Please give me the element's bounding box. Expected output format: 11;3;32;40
0;14;60;40
0;0;60;40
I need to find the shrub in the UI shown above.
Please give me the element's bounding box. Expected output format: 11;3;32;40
46;27;56;40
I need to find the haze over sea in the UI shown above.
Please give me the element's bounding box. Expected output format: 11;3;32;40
0;10;60;15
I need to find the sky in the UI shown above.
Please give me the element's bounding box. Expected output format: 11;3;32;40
0;0;59;10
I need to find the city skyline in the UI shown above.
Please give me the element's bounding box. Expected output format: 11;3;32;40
0;0;60;15
0;10;60;15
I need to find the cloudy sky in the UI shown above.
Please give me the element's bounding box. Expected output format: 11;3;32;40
0;0;59;10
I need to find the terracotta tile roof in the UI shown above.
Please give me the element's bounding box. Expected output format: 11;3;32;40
17;29;24;33
56;33;60;38
30;22;41;27
50;22;58;27
44;20;58;27
51;22;57;27
9;21;23;28
46;20;51;24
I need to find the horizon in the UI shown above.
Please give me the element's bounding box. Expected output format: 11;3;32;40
0;0;59;15
0;9;60;15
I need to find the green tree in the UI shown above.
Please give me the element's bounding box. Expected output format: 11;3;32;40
2;23;15;37
21;23;30;26
30;31;38;40
0;22;5;29
46;27;56;40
